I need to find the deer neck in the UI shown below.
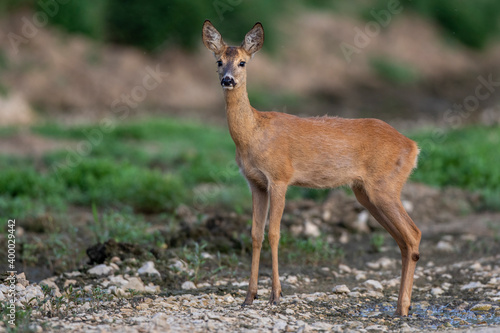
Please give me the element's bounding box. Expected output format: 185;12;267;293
224;84;256;148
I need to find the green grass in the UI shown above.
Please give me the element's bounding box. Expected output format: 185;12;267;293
370;57;420;85
410;125;500;210
2;118;500;219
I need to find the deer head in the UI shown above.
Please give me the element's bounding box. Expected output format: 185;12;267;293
202;20;264;90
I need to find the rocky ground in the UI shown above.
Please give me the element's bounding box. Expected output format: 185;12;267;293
2;231;500;332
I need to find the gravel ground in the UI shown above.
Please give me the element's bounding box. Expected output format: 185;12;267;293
2;236;500;333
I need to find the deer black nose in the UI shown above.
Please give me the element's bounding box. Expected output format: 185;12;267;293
221;76;235;87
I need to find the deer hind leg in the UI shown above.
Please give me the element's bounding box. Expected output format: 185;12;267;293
243;183;269;306
353;184;421;316
267;182;287;305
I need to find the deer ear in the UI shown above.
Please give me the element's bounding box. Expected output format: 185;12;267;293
202;20;226;55
242;22;264;56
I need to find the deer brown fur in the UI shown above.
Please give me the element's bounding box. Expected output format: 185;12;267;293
202;20;421;316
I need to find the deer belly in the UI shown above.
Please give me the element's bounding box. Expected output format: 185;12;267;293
290;161;355;189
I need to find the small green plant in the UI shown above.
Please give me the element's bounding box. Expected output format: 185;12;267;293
370;57;419;85
180;242;208;283
370;233;385;253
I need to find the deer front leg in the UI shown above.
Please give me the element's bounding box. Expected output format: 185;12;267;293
243;184;269;306
267;182;287;305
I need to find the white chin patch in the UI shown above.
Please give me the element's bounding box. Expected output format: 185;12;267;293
222;85;234;90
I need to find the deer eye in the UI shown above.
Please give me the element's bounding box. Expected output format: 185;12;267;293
239;61;246;67
217;60;222;67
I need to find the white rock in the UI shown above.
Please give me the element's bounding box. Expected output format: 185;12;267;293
109;275;129;287
138;261;161;278
364;280;384;291
461;281;484;291
366;324;388;332
355;273;367;281
124;277;145;292
151;312;170;328
273;319;287;332
182;281;197;290
354;211;370;233
431;287;444;296
286;275;298;284
402;200;413;213
366;257;396;270
144;285;160;294
436;241;454;252
338;264;351;273
303;220;320;237
332;285;350;294
470;262;482;271
16;272;29;287
348;292;360;298
339;232;349;244
88;264;113;276
311;322;333;330
224;294;235;303
365;290;384;298
64;271;82;277
39;279;61;297
201;252;213;259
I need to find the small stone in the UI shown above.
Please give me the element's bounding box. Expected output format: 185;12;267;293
366;290;384;298
366;257;396;270
63;280;77;288
332;285;350;294
355;273;367;281
366;324;388;332
348;292;360;298
303;220;320;237
16;273;29;287
431;287;444;296
110;256;122;264
402;200;413;213
461;281;484;291
224;294;235;303
338;264;351;273
471;303;492;312
124;277;145;292
273;319;287;332
151;312;170;328
311;322;333;330
436;241;454;252
364;280;384;291
88;264;113;276
286;275;298;284
469;262;482;271
201;252;213;259
138;261;161;278
182;281;197;290
144;285;160;294
39;278;61;297
285;308;295;315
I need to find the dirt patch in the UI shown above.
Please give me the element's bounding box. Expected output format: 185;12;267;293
0;132;72;157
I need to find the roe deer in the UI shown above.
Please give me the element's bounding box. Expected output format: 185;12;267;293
202;20;421;316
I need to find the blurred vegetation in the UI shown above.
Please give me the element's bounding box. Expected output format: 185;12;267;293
411;126;500;210
0;118;499;225
1;0;500;51
370;57;420;85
